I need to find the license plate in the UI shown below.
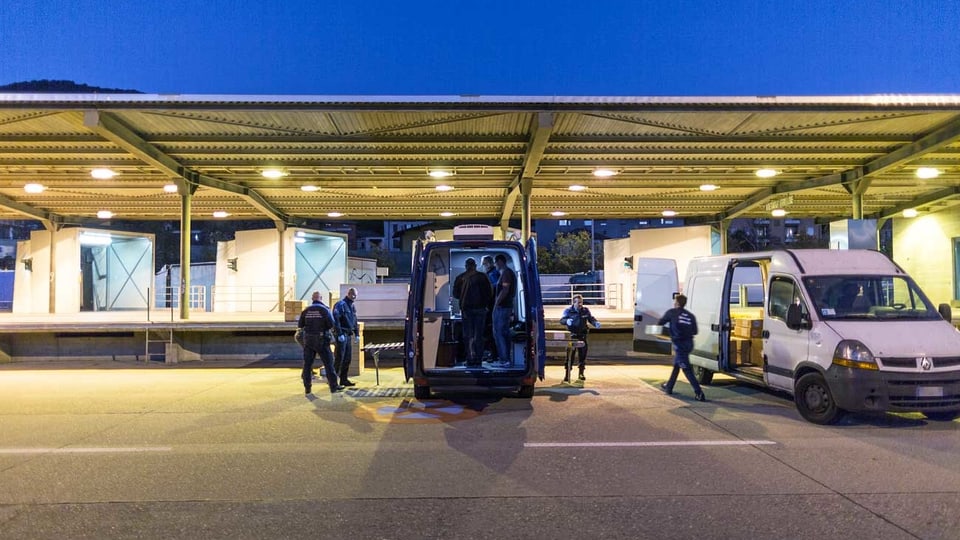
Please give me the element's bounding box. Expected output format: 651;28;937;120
917;386;943;398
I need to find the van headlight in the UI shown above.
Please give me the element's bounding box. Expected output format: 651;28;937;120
832;340;879;370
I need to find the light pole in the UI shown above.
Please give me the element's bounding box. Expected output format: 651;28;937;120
590;219;595;274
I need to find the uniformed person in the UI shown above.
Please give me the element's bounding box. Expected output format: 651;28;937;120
297;291;343;395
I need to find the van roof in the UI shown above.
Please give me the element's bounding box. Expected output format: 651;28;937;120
695;249;903;276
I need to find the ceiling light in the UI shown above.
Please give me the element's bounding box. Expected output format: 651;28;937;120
699;184;719;191
96;210;114;219
294;237;307;244
915;167;940;179
163;184;178;193
429;170;453;178
551;211;567;217
902;208;918;218
592;169;617;177
261;169;287;179
439;211;455;217
755;168;778;178
435;184;454;192
568;185;587;192
300;185;320;192
771;208;787;217
213;210;229;218
327;212;343;218
79;232;112;246
24;183;45;193
661;210;677;217
91;168;117;179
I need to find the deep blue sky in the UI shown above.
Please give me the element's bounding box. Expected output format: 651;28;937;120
2;0;959;96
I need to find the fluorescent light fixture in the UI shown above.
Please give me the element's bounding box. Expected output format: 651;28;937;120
213;210;229;218
163;183;178;193
96;210;114;219
755;168;778;178
661;210;677;217
771;208;787;217
699;184;719;191
915;167;940;179
327;212;343;217
24;183;45;193
551;211;567;217
439;211;455;217
91;168;117;179
428;170;453;178
902;208;919;218
261;169;287;179
300;184;320;192
568;184;587;192
592;169;617;177
435;184;454;192
79;232;112;246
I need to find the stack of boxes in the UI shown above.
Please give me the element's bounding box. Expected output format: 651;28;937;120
731;318;763;366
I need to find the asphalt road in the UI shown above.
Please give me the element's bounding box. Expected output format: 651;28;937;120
0;359;958;540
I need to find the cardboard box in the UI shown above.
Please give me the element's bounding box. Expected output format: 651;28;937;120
284;300;304;322
730;337;751;366
733;318;763;339
749;338;764;366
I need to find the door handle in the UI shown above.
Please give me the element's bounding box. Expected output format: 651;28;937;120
761;329;770;338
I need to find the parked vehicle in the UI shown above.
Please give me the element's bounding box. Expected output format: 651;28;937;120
683;249;960;424
404;237;546;399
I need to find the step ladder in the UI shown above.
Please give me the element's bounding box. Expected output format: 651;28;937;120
144;327;173;363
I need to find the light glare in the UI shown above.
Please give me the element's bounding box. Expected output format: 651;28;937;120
756;168;778;178
915;167;940;179
24;183;45;193
902;208;918;218
91;168;117;179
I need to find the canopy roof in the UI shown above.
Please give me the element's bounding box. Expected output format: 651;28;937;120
1;94;959;230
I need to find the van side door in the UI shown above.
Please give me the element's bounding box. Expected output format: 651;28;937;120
526;238;547;380
764;275;810;392
403;240;425;382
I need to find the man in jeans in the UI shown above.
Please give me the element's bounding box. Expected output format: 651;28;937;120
333;287;360;387
452;257;493;367
492;253;517;366
658;294;706;401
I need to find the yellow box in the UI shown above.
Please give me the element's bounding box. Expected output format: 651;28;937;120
733;318;763;339
283;301;304;322
730;337;751;366
749;338;764;366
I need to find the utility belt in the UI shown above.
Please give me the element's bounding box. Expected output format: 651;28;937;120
304;330;334;341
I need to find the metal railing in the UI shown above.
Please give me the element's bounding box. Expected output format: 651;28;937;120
541;283;621;308
211;285;293;312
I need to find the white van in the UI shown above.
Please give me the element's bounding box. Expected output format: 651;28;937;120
684;249;960;424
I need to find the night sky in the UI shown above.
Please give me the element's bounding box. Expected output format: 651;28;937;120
2;0;959;96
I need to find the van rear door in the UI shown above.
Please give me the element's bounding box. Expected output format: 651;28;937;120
403;240;424;382
634;258;678;354
526;237;547;380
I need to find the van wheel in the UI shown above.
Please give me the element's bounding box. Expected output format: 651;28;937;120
693;366;714;385
924;410;960;421
794;373;844;425
414;384;431;400
517;385;535;398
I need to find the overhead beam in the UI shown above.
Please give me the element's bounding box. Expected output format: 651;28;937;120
0;192;58;230
501;113;553;229
867;187;960;220
703;114;960;223
79;111;290;226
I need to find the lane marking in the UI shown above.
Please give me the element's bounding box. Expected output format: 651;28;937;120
524;440;776;448
0;447;173;454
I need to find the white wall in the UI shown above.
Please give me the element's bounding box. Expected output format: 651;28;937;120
893;212;957;305
12;239;33;313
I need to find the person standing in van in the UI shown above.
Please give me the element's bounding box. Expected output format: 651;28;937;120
452;257;494;367
658;294;706;402
560;294;600;382
493;253;517;366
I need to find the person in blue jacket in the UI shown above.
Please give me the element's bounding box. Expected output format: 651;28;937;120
297;291;343;395
333;287;360;387
658;294;706;401
560;294;600;382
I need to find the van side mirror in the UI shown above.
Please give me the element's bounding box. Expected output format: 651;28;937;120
785;304;810;330
938;303;952;322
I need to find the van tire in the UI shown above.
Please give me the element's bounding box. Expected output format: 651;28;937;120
794;373;844;425
693;366;714;385
414;384;431;400
924;410;960;421
518;385;535;398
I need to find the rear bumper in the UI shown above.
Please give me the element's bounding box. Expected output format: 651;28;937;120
827;365;960;413
416;368;536;391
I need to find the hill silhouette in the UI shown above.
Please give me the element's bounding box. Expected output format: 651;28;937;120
0;79;141;93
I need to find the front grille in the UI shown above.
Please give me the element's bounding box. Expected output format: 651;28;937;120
879;356;960;369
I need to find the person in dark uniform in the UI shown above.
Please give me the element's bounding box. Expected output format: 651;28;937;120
560;294;600;382
452;257;493;367
492;253;517;366
298;291;343;395
658;294;706;401
333;287;360;387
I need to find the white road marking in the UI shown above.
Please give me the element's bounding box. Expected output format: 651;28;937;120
0;447;173;454
524;440;775;448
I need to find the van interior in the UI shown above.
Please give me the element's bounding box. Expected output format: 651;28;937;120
419;246;528;373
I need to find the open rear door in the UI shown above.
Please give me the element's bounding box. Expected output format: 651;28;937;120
403;240;424;382
526;237;547;380
633;258;678;354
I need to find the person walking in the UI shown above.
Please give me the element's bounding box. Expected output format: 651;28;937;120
452;257;493;367
333;287;360;387
297;291;343;395
657;294;706;401
560;294;600;382
492;253;516;366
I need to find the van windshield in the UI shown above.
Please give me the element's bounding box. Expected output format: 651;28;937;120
803;275;940;321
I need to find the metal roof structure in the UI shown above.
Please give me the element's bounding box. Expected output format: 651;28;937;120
1;93;959;231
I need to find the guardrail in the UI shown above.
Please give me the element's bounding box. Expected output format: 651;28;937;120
541;283;621;309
